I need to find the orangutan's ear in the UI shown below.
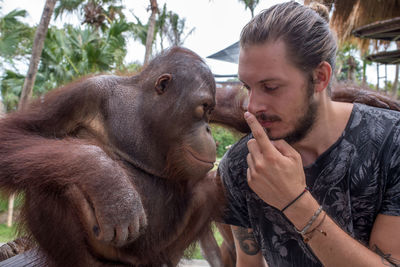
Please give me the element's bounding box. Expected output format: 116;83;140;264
155;74;172;95
313;61;332;93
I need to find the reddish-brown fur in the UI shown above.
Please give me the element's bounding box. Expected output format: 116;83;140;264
0;47;224;266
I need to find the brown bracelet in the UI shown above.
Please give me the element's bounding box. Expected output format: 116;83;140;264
303;211;327;243
281;186;309;213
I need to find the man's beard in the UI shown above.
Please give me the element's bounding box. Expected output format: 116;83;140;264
264;83;318;144
282;97;318;144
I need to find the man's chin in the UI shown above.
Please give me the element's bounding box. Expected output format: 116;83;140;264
266;131;303;145
262;128;286;141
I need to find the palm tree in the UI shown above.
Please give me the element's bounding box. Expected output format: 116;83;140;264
1;19;132;112
155;4;195;52
6;0;56;226
335;42;363;82
130;15;148;48
238;0;260;18
164;11;195;47
0;9;33;68
54;0;125;30
18;0;56;110
144;0;158;65
156;3;168;51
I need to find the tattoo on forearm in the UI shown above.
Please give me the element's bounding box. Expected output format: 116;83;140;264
233;227;260;255
372;245;400;267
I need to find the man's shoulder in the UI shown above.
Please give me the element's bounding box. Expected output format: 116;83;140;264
348;104;400;134
354;103;400;122
341;103;400;156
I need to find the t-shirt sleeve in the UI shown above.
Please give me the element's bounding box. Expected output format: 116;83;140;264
219;150;251;228
382;126;400;215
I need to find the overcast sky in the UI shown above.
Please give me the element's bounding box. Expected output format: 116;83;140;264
1;0;396;85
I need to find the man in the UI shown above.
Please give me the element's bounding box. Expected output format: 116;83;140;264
219;2;400;266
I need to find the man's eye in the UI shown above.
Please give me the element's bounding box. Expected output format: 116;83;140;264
264;85;278;91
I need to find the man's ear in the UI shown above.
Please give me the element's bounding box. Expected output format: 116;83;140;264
155;73;172;95
312;61;332;93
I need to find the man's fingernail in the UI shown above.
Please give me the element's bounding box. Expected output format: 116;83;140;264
244;112;251;119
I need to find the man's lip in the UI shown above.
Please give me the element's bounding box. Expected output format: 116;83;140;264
259;120;277;128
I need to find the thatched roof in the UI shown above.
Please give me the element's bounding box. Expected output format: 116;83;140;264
352;17;400;41
305;0;400;52
365;49;400;64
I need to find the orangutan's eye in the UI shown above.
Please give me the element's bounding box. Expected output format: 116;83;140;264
194;105;204;119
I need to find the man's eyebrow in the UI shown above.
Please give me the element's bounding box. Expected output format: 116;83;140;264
258;78;280;83
239;78;280;84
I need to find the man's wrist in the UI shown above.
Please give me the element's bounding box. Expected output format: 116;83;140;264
282;192;320;230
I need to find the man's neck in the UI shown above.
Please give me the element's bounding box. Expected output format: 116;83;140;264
292;98;354;167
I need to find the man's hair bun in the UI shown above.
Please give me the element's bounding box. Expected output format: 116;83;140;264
309;2;330;23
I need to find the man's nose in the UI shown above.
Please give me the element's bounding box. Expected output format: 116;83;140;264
247;89;265;114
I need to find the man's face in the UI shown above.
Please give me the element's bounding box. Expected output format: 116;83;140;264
238;40;318;144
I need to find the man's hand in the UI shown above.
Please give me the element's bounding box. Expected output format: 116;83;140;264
244;111;307;210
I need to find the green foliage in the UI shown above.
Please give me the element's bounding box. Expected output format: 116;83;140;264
336;42;363;82
0;2;199;112
0;70;24;111
0;197;7;213
120;62;142;74
384;80;394;93
1;18;134;111
212;125;241;158
0;8;33;65
54;0;124;30
131;15;148;46
184;224;224;260
0;195;25;242
155;4;195;50
0;223;18;243
0;194;23;213
0;194;23;243
54;0;86;20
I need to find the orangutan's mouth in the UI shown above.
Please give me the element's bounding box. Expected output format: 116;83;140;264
186;149;215;167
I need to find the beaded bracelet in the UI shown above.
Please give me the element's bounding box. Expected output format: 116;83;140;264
281;186;310;213
295;205;323;235
303;211;327;243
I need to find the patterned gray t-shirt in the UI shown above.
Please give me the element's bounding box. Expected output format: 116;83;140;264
220;103;400;267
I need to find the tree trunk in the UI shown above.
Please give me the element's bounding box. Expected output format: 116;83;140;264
143;0;158;65
8;0;56;228
0;100;4;117
393;64;399;99
18;0;56;110
362;58;367;85
393;42;400;99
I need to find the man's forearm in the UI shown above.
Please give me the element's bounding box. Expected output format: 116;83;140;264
231;226;268;267
284;193;398;267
